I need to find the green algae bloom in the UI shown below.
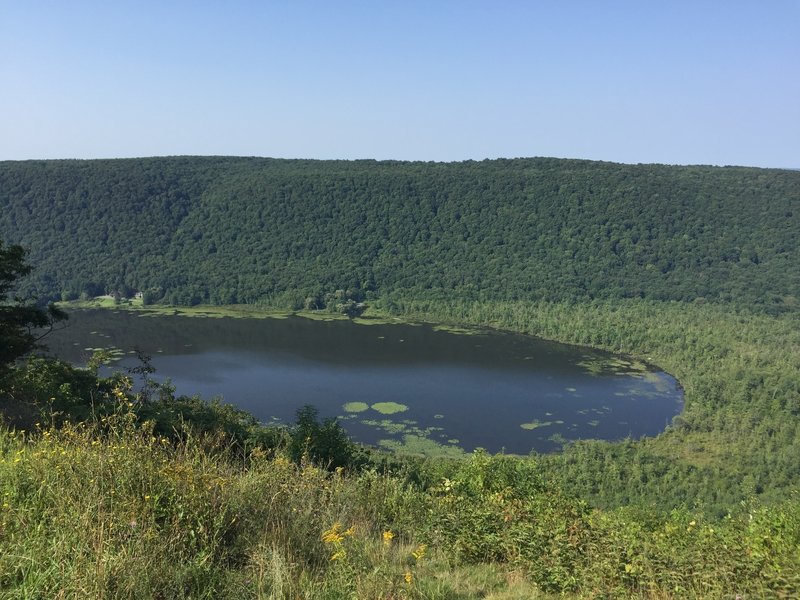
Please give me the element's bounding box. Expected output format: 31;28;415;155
371;402;408;415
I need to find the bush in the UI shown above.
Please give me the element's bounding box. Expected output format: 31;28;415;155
288;405;356;470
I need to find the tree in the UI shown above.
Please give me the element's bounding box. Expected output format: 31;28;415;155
0;241;66;375
288;405;355;470
336;299;366;318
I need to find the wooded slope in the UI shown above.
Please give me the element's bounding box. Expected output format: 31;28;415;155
1;157;797;311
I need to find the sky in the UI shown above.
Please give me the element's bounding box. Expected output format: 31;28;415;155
1;1;798;167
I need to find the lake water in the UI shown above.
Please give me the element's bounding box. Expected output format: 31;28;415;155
45;309;683;454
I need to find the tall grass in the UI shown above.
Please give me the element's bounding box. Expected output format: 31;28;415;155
0;410;524;598
1;408;797;598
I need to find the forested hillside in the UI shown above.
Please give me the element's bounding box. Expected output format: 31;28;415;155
1;157;797;311
2;158;800;596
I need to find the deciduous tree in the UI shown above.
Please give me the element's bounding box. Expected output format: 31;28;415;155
0;241;66;375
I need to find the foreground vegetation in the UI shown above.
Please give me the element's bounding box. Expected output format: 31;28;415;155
1;406;798;599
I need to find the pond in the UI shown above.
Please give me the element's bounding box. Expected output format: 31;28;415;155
45;309;683;455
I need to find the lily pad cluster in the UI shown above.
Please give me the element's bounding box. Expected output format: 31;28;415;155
342;401;409;415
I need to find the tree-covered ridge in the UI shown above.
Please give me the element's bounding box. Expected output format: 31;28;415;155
0;157;797;311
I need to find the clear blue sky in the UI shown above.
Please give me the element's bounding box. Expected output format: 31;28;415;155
1;1;798;167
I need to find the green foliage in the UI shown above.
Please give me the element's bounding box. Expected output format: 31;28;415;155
383;296;800;514
579;501;800;598
138;395;289;456
289;405;357;470
3;357;104;421
1;158;797;311
0;241;66;374
1;421;796;598
419;451;589;591
335;299;366;318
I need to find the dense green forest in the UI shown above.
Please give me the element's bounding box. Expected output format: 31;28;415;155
1;157;799;597
1;157;798;310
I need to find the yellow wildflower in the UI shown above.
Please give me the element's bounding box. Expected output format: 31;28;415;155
330;549;346;561
411;544;427;561
322;522;345;544
383;530;395;545
404;570;413;584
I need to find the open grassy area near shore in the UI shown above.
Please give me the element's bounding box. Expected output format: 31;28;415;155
59;298;412;326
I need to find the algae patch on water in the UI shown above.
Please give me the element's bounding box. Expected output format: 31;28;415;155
342;402;369;413
357;417;445;439
431;324;488;336
371;402;408;415
378;434;466;458
351;316;404;326
520;419;564;430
